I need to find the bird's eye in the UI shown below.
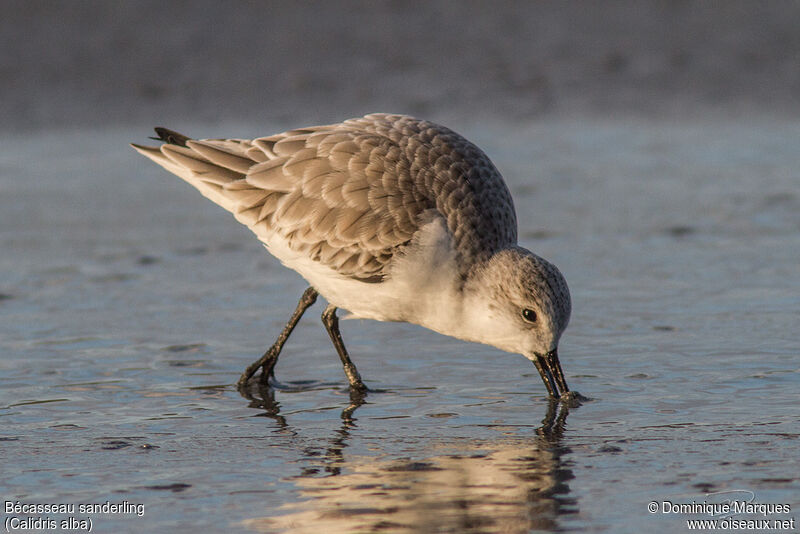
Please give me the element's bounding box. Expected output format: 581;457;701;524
522;308;537;323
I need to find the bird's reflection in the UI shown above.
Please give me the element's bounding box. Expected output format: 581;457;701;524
239;386;576;533
239;381;291;432
240;381;367;471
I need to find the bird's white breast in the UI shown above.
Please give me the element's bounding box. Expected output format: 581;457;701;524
260;215;466;332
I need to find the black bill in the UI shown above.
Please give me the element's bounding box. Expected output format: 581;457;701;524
532;349;570;398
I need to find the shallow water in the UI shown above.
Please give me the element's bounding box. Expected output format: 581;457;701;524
1;117;798;532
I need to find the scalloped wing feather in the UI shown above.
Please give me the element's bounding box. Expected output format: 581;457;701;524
132;114;517;281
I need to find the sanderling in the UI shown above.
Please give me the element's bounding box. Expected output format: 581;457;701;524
133;114;573;398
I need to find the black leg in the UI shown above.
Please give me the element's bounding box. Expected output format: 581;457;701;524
236;287;318;389
321;304;367;391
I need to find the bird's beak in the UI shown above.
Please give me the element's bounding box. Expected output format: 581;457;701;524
531;349;570;398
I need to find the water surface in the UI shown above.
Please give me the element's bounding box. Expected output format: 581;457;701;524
1;118;798;532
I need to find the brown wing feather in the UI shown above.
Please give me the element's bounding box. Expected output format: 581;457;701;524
133;114;517;281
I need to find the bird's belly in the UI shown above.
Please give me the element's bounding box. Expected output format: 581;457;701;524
258;218;463;327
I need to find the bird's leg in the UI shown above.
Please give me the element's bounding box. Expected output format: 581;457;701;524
237;287;318;390
321;304;367;392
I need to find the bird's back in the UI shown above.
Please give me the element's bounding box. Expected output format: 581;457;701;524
133;114;518;281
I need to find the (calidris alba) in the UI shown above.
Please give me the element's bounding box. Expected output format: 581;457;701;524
133;114;573;398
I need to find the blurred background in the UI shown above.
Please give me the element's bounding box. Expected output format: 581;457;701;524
3;0;800;130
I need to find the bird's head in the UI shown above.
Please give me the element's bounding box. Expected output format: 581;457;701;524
463;246;572;397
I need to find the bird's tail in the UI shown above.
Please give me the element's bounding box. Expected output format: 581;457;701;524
131;127;260;213
151;127;190;147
